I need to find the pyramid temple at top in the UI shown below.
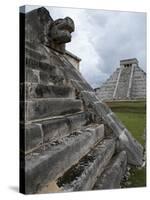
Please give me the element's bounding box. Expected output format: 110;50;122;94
95;58;146;101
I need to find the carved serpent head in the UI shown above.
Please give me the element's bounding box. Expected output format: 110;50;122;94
48;17;75;44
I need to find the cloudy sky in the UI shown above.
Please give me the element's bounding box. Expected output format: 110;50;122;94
25;5;146;88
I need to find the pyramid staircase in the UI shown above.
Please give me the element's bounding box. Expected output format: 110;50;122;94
114;65;132;99
131;66;146;99
20;41;131;194
20;7;143;194
95;59;146;101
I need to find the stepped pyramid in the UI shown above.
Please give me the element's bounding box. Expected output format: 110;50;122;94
20;7;144;194
95;58;146;101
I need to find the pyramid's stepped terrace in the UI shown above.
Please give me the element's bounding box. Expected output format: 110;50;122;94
131;66;146;99
114;65;132;99
96;68;120;100
95;58;146;101
20;7;144;194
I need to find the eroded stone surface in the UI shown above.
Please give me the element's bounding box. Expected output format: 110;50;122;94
57;138;115;191
25;124;104;194
25;98;82;121
25;83;75;99
93;151;127;190
25;7;75;54
24;111;90;152
81;91;143;166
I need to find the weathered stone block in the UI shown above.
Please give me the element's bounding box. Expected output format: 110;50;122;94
39;70;64;85
57;138;115;191
25;83;75;99
25;124;104;193
25;98;82;121
25;124;42;152
26;57;65;78
25;47;47;60
41;112;88;142
66;112;89;130
80;91;143;166
24;112;89;152
25;68;40;83
93;151;127;189
117;129;144;166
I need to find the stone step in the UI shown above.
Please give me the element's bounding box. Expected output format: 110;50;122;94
24;83;75;99
132;92;146;95
25;67;65;86
26;56;64;74
25;124;104;194
25;43;64;67
93;151;127;190
81;91;143;166
25;98;82;121
56;138;115;192
25;46;47;61
114;67;132;98
24;111;91;152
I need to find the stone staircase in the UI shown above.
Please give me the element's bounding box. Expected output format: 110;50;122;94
131;66;146;99
95;59;146;101
20;7;143;194
21;42;129;194
114;66;132;99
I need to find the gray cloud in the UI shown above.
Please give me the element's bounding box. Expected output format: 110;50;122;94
25;6;146;88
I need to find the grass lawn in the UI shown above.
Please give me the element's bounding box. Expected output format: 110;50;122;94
106;100;146;188
115;112;146;146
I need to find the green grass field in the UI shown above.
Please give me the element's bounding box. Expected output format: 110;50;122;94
106;100;146;188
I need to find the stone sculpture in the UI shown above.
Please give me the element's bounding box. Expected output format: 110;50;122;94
25;7;75;53
47;17;75;53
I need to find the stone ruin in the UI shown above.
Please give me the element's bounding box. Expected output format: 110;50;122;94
20;7;144;194
95;58;146;101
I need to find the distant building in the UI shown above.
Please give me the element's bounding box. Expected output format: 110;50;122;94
95;58;146;101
